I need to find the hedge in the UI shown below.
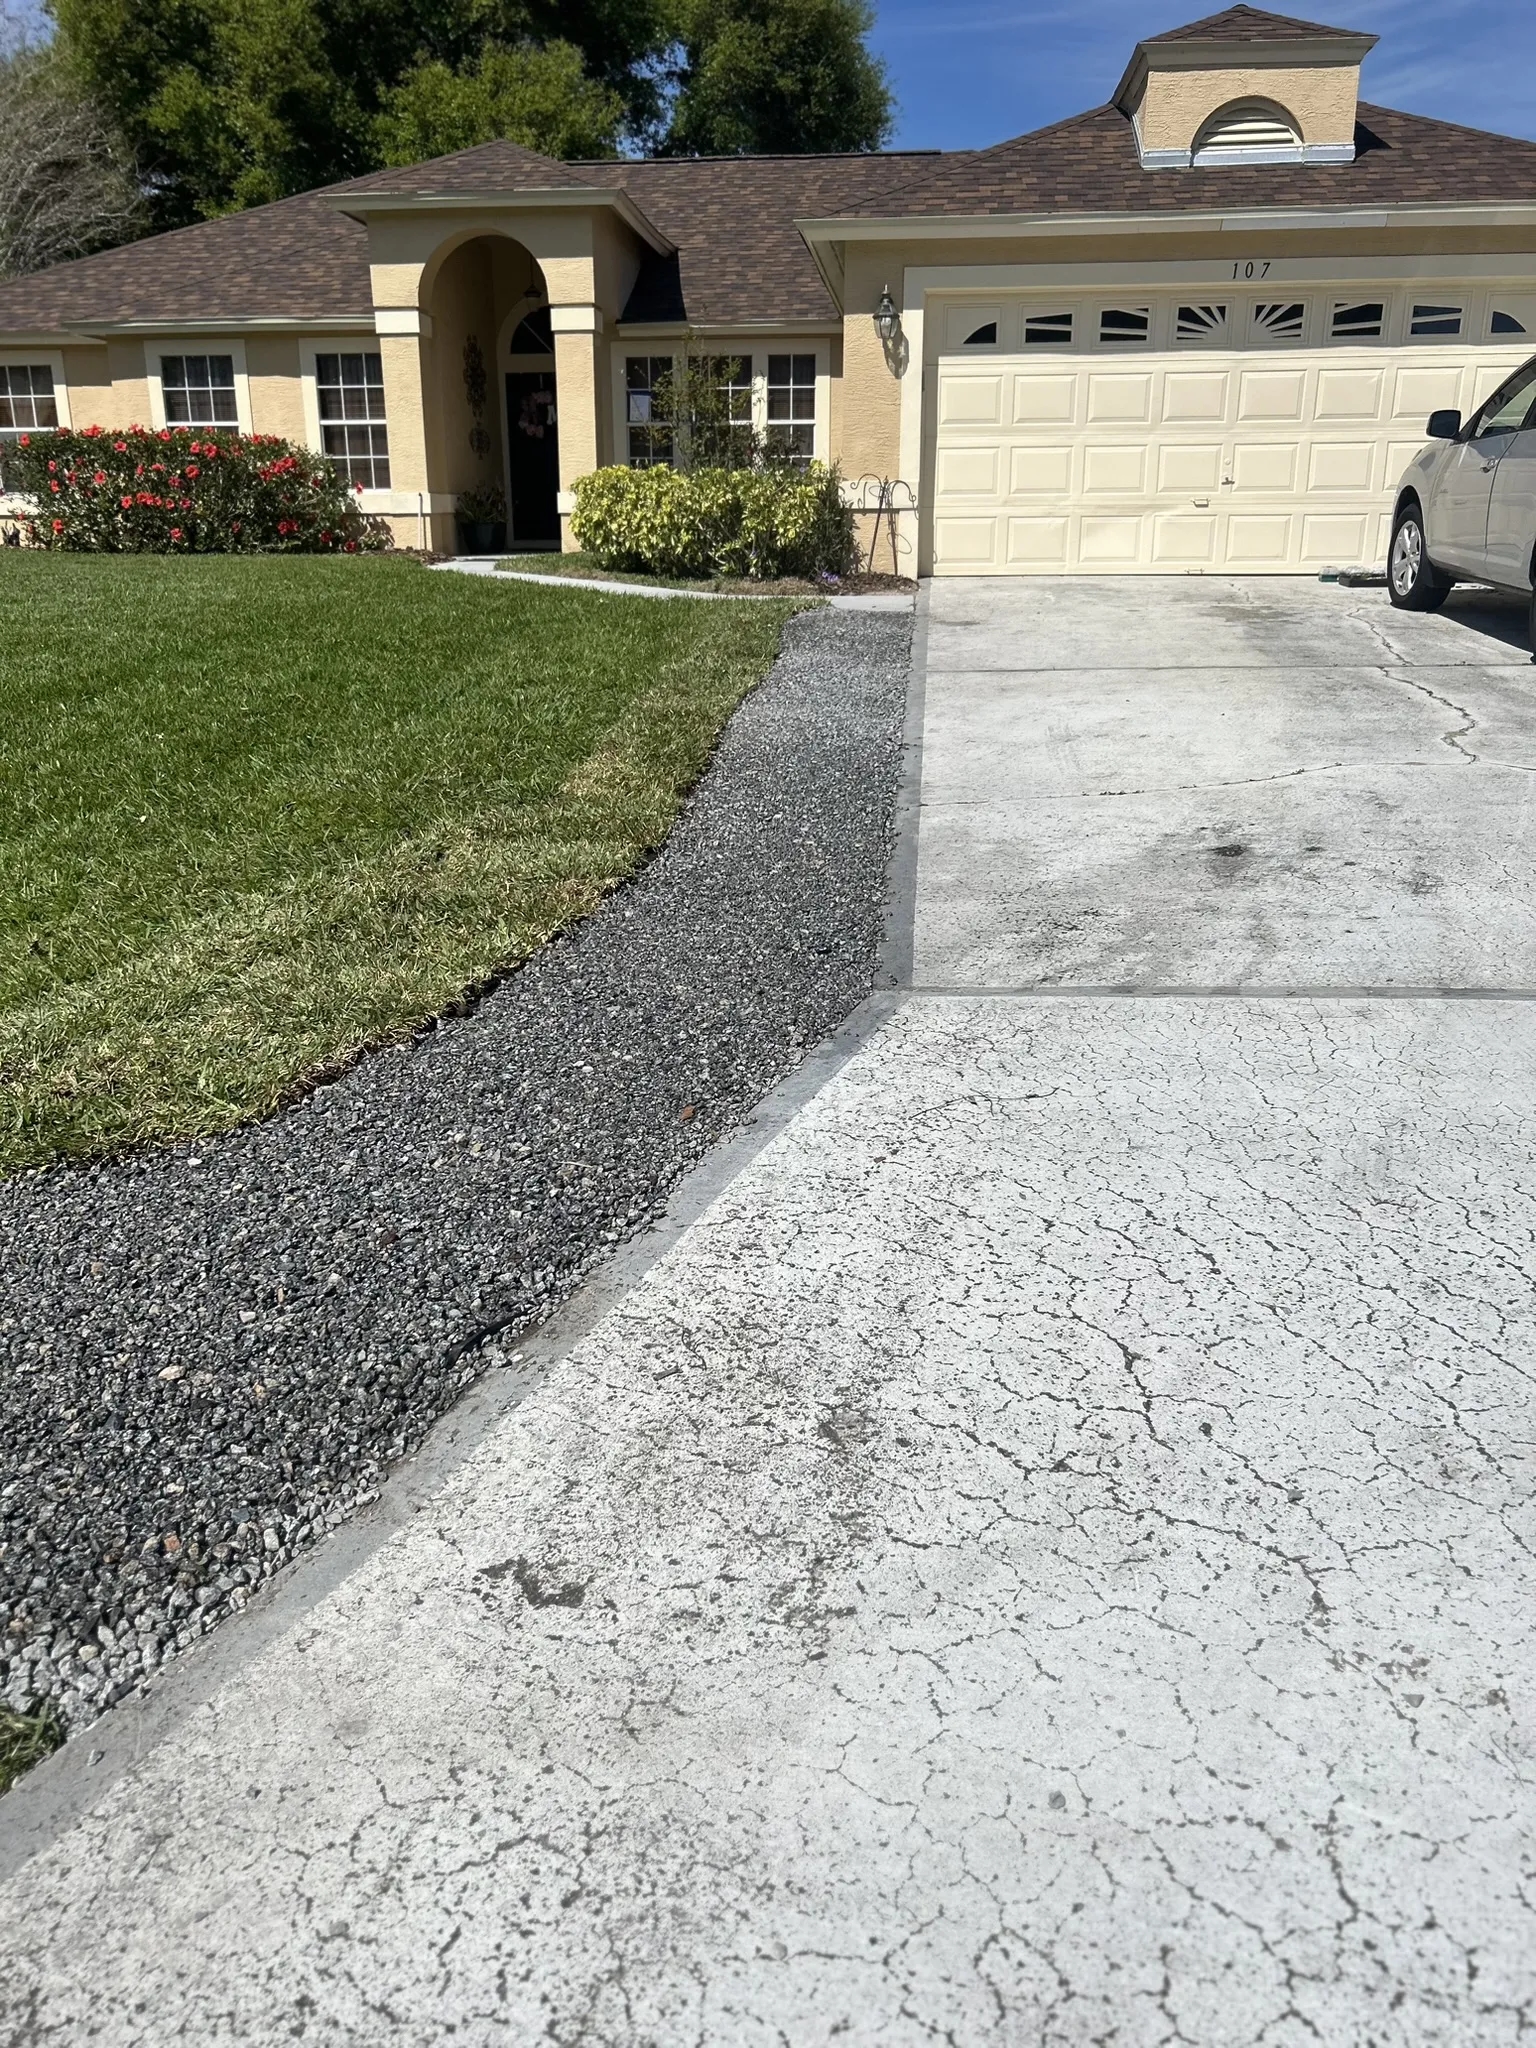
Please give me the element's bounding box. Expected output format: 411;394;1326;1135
571;461;857;582
0;426;386;553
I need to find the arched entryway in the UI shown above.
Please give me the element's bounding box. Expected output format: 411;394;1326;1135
422;232;561;553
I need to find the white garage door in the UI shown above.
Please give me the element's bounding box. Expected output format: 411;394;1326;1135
929;288;1536;575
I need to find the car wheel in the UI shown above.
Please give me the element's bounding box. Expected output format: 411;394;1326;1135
1388;504;1451;612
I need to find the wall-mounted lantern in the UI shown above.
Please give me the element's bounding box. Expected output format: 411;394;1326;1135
875;285;901;345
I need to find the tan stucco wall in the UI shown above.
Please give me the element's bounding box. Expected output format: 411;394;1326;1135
245;334;306;440
1136;64;1361;151
58;345;113;428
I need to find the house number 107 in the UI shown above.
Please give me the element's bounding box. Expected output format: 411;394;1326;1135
1232;260;1273;279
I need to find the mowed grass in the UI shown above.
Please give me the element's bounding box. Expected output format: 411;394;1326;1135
0;555;800;1175
0;1705;62;1795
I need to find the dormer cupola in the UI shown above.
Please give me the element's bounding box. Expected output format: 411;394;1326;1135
1113;5;1378;171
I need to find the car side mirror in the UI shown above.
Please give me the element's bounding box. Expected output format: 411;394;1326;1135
1426;409;1462;440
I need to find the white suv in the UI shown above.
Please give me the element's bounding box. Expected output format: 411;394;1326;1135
1389;352;1536;648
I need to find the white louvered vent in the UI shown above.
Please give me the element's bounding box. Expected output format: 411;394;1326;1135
1193;100;1303;165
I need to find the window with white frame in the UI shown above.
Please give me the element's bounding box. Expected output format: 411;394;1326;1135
161;353;238;425
315;352;390;488
0;365;58;439
626;355;675;468
766;353;816;465
697;354;753;467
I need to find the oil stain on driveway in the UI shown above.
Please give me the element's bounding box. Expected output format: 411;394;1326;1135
2;577;1535;2046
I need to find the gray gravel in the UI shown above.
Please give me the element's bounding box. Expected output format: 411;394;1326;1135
0;605;911;1732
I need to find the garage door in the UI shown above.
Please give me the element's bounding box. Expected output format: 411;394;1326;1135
929;289;1536;574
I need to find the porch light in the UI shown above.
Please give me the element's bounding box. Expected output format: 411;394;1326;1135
875;286;900;344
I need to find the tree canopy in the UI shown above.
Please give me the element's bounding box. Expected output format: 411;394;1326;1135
0;40;142;276
45;0;895;231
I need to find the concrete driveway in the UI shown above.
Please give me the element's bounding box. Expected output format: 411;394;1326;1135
3;578;1535;2046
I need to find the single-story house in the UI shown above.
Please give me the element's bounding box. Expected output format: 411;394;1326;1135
3;3;1536;575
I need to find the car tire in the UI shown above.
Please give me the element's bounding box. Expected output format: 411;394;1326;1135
1388;502;1451;612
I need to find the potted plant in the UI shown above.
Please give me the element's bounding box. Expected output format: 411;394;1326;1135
456;483;506;555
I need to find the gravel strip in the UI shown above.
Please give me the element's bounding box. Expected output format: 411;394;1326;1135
0;606;910;1732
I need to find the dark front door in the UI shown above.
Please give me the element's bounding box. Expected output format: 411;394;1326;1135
506;371;561;548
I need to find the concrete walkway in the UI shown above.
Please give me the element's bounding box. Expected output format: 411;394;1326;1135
3;577;1535;2045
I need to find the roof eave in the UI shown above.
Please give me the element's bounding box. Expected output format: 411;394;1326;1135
328;186;675;256
797;199;1536;244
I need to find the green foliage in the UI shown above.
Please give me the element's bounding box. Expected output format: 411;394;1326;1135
1;425;384;553
47;0;668;227
662;0;892;156
0;1704;63;1796
0;554;797;1170
376;39;624;163
456;479;506;522
45;0;893;230
650;353;757;472
572;461;857;581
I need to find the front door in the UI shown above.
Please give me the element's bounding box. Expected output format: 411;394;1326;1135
506;371;561;549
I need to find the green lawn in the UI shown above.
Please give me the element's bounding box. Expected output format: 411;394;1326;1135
0;1706;62;1796
0;554;800;1175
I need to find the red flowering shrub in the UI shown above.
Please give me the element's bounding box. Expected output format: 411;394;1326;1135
0;426;388;554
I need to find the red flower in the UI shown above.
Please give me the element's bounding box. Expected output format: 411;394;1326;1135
170;527;182;541
84;424;102;437
180;497;191;510
113;440;127;453
49;481;59;494
320;531;331;544
158;429;171;442
18;433;28;447
51;518;63;533
344;540;357;553
46;459;56;473
185;465;199;479
93;471;107;485
121;495;133;508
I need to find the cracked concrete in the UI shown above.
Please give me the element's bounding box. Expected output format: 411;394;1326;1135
917;579;1536;989
2;577;1534;2045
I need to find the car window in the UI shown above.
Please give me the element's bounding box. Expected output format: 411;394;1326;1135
1470;360;1536;437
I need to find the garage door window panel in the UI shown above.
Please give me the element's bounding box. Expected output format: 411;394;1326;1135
1176;304;1228;345
1025;312;1074;348
1252;302;1306;344
1099;308;1150;347
1330;301;1386;342
1410;304;1464;339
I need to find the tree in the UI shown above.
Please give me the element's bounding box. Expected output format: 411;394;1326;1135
662;0;892;157
47;0;669;227
0;43;142;277
376;40;625;164
42;0;893;234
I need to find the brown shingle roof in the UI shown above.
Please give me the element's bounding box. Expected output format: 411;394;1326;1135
1145;5;1365;43
827;100;1536;218
3;89;1536;338
332;140;595;195
583;154;936;324
0;190;373;334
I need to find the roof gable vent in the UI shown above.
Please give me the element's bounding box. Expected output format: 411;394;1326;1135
1193;98;1304;163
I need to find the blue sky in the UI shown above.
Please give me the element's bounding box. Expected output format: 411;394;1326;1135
6;0;1532;154
868;0;1536;153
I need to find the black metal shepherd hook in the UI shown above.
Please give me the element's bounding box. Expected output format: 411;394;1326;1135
852;475;917;578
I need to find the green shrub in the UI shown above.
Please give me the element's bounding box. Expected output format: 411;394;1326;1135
571;461;857;581
0;426;386;554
